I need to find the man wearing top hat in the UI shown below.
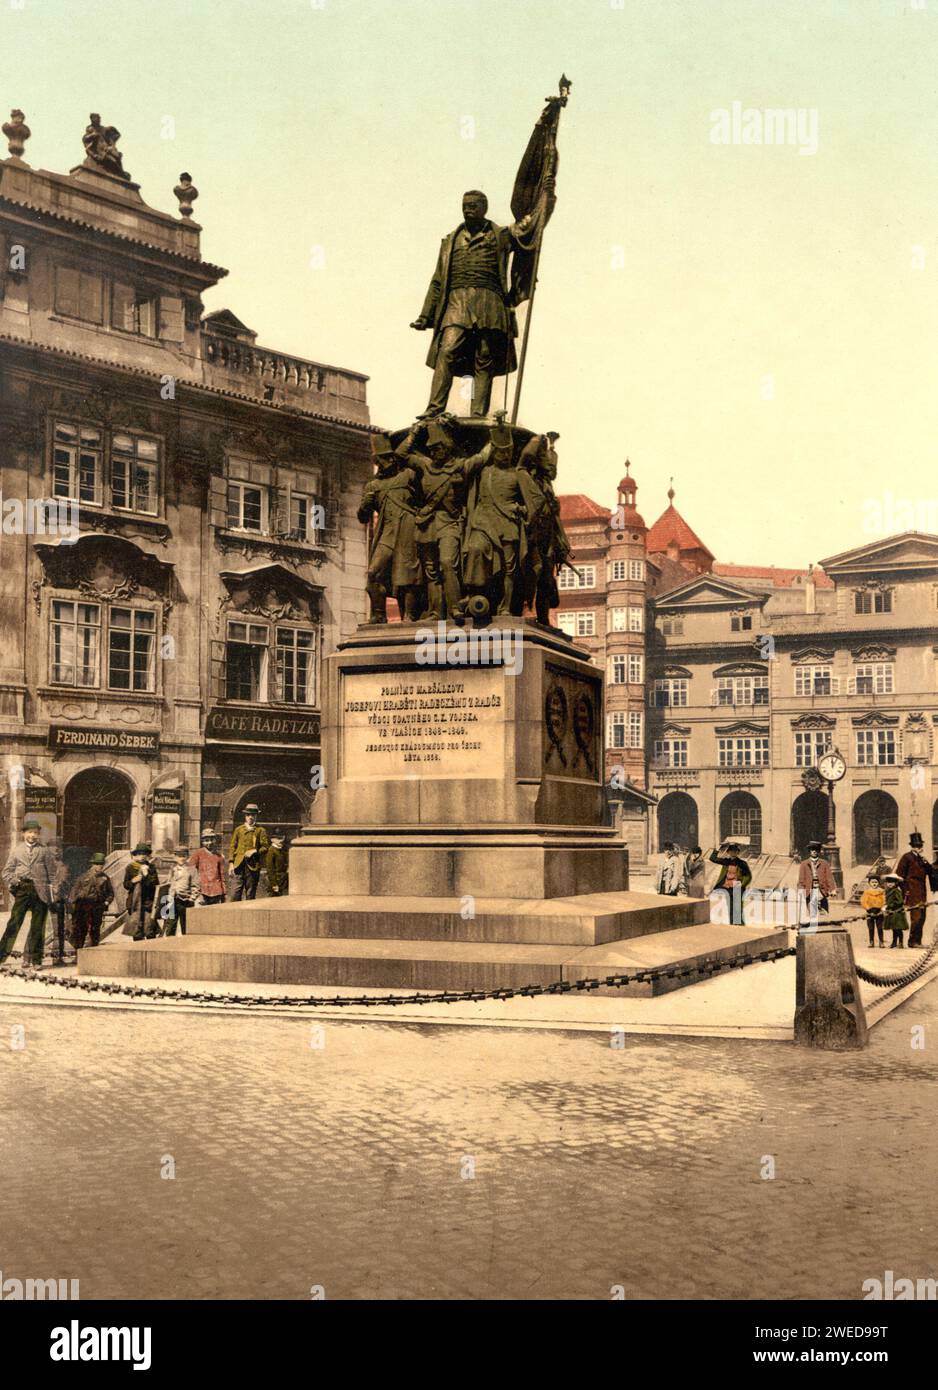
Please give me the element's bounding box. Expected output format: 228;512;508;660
0;817;57;968
229;804;270;902
357;433;422;623
895;831;934;949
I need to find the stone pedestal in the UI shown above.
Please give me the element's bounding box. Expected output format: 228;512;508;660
291;618;625;902
794;929;868;1049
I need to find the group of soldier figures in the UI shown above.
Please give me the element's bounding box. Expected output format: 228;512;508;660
357;416;573;626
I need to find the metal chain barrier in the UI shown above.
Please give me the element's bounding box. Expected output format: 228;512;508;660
0;944;795;1009
851;900;938;994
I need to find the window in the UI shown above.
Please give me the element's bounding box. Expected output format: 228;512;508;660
52;422;102;504
287;492;321;542
716;674;769;706
227;482;267;533
226;621;270;701
609;607;627;632
610;655;627;685
108;608;155;692
855;589;892;615
718;736;769;767
653;739;688;768
660;616;683;636
610;560;626;582
628;654;643;684
853;663;893;695
628;606;643;632
794;664;833;696
275;627;316;704
111;281;158;337
730;612;753;632
50;600;100;686
628;559;645;581
111;433;158;515
794;730;833;768
558;610;594;637
608;711;643;749
856;729;897;766
54;266;103;323
558;564;595;590
652;677;688;708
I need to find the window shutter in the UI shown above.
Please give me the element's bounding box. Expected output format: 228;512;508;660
209;639;227;701
159;295;185;342
55;265;81;317
209;477;228;529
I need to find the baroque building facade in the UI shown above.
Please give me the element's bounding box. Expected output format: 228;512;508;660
0;115;373;878
557;466;938;873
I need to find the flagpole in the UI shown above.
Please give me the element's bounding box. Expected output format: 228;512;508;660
510;75;570;426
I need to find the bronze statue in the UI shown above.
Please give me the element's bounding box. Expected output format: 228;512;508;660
82;114;129;180
356;434;423;623
519;432;571;623
462;422;543;617
396;418;470;621
410;186;552;418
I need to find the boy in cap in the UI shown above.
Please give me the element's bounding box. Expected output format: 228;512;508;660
0;817;57;968
190;828;226;905
46;837;71;965
69;853;114;949
123;843;160;941
884;873;907;948
161;845;200;936
229;804;270;901
264;830;289;897
895;831;931;949
860;872;886;949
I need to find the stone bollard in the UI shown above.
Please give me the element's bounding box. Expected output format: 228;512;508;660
794;928;868;1049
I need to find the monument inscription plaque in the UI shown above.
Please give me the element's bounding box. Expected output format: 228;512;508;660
340;666;505;779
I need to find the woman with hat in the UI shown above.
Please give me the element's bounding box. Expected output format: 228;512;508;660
883;873;908;948
190;828;227;905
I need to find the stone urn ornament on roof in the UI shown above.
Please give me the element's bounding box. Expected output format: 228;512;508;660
173;172;199;219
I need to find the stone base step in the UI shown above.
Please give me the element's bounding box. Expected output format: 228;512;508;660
79;923;788;996
188;890;708;946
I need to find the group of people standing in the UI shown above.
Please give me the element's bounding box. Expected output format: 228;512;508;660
655;830;937;943
0;805;291;966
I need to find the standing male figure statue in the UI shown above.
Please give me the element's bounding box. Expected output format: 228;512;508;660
396;418;471;621
462;421;541;617
411;185;552;418
357;433;423;623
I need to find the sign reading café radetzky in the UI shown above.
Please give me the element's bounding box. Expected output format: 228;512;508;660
341;668;504;778
205;707;321;744
48;725;160;755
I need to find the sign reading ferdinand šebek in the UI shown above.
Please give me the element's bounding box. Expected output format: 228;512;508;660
48;725;160;755
205;707;321;744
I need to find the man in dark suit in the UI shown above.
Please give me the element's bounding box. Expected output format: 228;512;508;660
895;831;933;949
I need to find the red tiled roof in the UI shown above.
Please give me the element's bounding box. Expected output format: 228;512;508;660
646;503;713;559
559;493;608;523
714;563;834;589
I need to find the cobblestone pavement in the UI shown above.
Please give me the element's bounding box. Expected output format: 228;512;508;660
1;960;936;1303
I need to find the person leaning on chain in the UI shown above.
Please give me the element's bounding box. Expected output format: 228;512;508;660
229;804;270;902
0;817;57;968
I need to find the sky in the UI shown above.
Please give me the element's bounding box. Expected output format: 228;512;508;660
3;0;938;568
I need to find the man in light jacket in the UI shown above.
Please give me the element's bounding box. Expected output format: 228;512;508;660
0;817;57;968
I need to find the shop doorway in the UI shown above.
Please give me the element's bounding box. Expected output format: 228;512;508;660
63;768;133;857
790;789;828;857
233;785;306;845
719;791;763;855
853;790;898;865
657;792;699;852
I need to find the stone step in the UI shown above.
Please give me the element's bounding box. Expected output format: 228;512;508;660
80;923;788;996
186;890;709;946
